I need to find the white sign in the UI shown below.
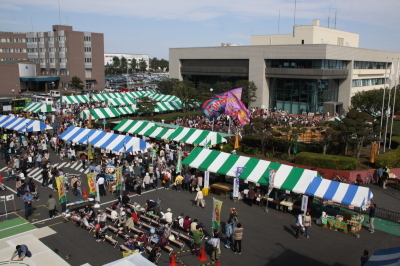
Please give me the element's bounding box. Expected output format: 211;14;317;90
6;194;14;201
233;177;240;198
204;171;210;189
0;196;5;200
301;195;309;213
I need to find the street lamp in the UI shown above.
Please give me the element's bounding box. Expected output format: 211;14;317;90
210;88;213;98
11;89;15;114
52;82;55;91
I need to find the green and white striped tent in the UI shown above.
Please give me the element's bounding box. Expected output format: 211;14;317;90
91;93;126;102
151;94;180;102
80;107;121;119
115;105;137;115
114;119;227;146
183;148;318;191
126;91;156;99
328;117;341;122
23;102;53;113
114;120;157;134
154;101;182;112
60;95;90;103
106;97;137;106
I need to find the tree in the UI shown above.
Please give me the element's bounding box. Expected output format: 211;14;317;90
248;118;276;156
332;110;378;158
112;56;120;68
137;96;156;117
312;122;341;154
158;79;180;95
214;82;232;94
234;80;257;107
277;122;307;157
69;76;84;91
139;59;148;71
120;56;127;72
351;87;400;117
130;59;137;72
173;81;199;113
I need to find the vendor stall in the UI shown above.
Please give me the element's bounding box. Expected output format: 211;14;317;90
59;95;90;103
0;115;52;132
151;94;180;102
80;107;121;119
22;102;53;113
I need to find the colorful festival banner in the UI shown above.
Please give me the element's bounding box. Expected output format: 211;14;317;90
176;149;183;173
200;88;243;119
87;172;97;196
115;166;123;191
56;176;67;204
212;198;223;230
224;89;250;125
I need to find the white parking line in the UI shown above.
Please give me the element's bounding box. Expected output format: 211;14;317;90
0;167;7;172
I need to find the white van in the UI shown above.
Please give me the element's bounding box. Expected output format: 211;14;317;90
32;96;54;105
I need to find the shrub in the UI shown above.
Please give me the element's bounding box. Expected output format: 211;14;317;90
390;136;400;149
295;152;359;170
221;143;234;153
242;135;263;148
376;149;400;168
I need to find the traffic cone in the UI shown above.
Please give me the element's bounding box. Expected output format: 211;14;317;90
215;259;221;266
198;247;207;261
82;188;89;198
169;252;178;266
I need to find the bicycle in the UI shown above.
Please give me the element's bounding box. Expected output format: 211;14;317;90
332;172;349;184
365;170;374;184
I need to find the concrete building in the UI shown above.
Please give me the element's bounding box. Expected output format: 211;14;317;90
0;25;104;95
104;53;149;70
169;20;400;114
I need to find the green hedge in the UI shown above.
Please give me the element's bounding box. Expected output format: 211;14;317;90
375;136;400;168
295;152;359;170
242;135;263;147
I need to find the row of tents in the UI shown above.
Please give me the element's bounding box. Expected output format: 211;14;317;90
59;91;179;103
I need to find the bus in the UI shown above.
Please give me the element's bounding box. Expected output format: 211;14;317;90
0;98;32;113
13;98;31;112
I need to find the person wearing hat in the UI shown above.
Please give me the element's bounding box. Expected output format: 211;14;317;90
194;187;205;208
162;208;173;224
10;244;32;261
228;208;238;224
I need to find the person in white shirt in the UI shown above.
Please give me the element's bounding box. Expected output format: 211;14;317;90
162;208;173;224
97;176;106;197
296;211;304;240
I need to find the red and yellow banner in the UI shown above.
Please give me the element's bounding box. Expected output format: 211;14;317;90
370;142;379;163
55;176;66;204
212;198;223;230
87;172;97;196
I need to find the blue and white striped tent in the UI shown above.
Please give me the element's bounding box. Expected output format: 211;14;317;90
58;126;150;152
0;115;52;132
305;177;373;208
365;247;400;266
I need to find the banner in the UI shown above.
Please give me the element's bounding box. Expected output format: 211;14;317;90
234;131;239;149
115;166;123;191
212;198;223;230
204;171;210;189
87;172;97;196
370;142;379;163
176;149;183;173
224;89;250;125
267;169;277;196
301;195;309;213
234;166;245;198
200;93;228;119
56;176;67;204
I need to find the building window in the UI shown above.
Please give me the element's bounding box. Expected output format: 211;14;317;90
354;61;387;69
352;78;385;87
267;59;348;69
84;36;91;41
85;58;92;63
85;69;92;78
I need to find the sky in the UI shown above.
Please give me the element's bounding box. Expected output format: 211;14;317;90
1;0;400;60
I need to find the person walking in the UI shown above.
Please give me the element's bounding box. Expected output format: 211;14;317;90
10;245;32;261
97;175;106;197
225;220;234;249
135;175;142;196
296;211;304;240
233;223;243;254
22;191;33;220
303;211;311;238
194;187;204;208
46;194;57;218
369;204;376;233
382;166;390;189
80;153;87;170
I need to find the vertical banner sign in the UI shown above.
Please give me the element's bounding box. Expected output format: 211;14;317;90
234;167;245;198
267;169;277;196
56;176;67;204
301;195;309;213
87;172;97;196
212;198;223;230
204;171;210;189
115;166;123;191
176;149;183;173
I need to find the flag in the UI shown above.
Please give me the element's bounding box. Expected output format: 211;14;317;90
88;143;94;160
56;176;67;203
389;61;395;79
370;142;379;163
115;166;123;191
200;88;243;119
225;89;250;125
212;198;223;230
234;131;239;149
87;172;97;196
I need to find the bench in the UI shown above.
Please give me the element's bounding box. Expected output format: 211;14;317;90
105;207;113;213
140;215;152;224
161;244;174;255
177;233;194;245
104;235;118;248
170;229;181;237
119;244;133;252
168;238;185;250
140;222;155;231
106;214;117;224
81;222;94;232
150;219;161;227
149;213;160;222
131;227;146;235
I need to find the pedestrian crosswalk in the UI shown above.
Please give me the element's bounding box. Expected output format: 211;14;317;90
0;160;90;183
